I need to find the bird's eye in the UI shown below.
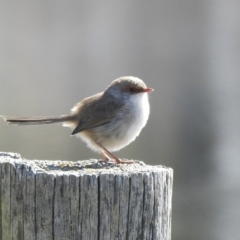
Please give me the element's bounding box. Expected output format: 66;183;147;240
129;87;135;93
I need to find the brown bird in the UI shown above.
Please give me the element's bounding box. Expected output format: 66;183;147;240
1;76;153;164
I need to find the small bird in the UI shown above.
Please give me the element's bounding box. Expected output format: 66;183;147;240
1;76;153;164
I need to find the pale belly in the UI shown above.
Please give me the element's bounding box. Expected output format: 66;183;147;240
77;93;150;153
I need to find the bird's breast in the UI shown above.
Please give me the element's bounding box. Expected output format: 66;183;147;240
101;93;150;151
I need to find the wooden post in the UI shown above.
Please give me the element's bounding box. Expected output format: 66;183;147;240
0;152;173;240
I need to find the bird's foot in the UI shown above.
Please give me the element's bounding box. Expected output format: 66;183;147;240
98;144;135;164
114;158;135;164
98;156;134;165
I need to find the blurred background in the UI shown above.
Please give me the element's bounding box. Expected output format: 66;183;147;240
1;1;240;239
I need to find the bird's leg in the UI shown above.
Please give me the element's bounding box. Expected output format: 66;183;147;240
96;142;134;164
100;151;110;162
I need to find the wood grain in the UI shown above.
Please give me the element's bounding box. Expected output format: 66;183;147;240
0;152;173;240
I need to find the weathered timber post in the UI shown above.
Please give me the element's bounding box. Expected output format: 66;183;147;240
0;152;173;240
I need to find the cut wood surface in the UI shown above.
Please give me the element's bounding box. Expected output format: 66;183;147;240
0;152;173;240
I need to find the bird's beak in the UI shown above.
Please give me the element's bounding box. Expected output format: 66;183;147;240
143;87;154;93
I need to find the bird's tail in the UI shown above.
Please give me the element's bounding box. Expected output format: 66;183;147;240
1;115;75;125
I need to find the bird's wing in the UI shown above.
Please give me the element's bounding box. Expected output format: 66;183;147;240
71;93;125;135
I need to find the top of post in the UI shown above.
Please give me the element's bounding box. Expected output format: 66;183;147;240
0;152;172;177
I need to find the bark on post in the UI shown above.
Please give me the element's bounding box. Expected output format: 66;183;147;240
0;152;173;240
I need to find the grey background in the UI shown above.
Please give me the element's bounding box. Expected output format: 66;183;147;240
1;1;240;239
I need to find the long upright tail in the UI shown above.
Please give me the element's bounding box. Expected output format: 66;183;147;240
1;115;75;125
